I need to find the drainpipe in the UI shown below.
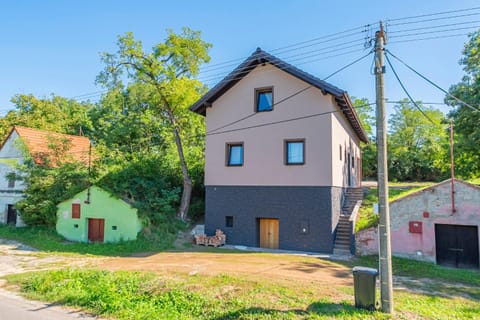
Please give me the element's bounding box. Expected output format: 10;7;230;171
450;121;455;214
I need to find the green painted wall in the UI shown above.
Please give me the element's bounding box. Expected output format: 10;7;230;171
56;186;142;243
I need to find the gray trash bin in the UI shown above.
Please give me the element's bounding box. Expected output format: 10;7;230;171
352;266;378;310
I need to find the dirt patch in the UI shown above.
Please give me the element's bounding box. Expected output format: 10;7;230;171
100;251;353;286
0;239;103;278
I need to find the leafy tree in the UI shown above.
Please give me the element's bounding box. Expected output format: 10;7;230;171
0;94;92;140
387;99;449;181
15;137;90;226
88;85;167;161
447;30;480;178
97;29;210;221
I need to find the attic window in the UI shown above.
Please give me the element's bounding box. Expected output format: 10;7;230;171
255;87;273;112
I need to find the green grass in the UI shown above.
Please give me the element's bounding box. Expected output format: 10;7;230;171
5;264;479;320
343;255;480;287
468;177;480;185
355;184;433;232
0;225;175;256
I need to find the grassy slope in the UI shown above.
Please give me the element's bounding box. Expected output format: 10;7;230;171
355;184;433;232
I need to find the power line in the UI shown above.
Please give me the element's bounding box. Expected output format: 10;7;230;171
70;47;368;104
387;11;480;27
384;52;436;124
69;90;107;99
201;48;367;86
387;6;480;22
199;40;367;83
201;30;367;75
386;100;448;105
389;24;480;39
63;6;480;103
200;7;479;74
200;25;369;72
278;39;365;61
386;50;480;113
207;110;338;136
388;32;471;44
388;19;480;34
200;46;363;83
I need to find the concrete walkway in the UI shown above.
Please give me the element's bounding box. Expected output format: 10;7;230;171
220;244;353;261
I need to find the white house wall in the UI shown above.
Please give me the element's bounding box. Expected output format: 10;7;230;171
0;130;25;226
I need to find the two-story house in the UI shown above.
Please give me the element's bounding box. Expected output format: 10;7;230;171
190;48;368;253
0;126;92;227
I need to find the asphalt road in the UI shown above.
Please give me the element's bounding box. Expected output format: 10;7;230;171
0;289;97;320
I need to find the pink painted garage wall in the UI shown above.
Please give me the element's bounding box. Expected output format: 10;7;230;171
356;179;480;263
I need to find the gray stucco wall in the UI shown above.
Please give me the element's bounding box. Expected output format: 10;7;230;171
205;186;342;253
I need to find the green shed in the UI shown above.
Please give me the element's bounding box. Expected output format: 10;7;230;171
56;186;142;243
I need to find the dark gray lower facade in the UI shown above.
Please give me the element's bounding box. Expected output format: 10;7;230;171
205;185;343;253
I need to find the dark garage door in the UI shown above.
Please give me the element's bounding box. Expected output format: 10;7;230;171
435;224;479;269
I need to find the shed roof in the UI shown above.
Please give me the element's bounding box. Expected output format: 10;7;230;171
190;48;368;143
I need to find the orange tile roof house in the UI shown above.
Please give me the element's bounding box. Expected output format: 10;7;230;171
190;48;367;254
0;126;92;227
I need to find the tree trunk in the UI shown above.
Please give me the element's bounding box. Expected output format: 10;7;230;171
170;116;192;222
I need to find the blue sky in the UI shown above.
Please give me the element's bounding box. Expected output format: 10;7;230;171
1;0;479;116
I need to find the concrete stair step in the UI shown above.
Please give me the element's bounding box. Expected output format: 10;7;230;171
334;245;350;251
336;232;351;238
333;248;351;256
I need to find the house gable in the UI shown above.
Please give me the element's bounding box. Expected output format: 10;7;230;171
191;48;368;143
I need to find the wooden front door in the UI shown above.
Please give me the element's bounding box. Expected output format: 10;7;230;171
259;218;279;249
88;218;105;242
435;224;479;269
7;205;16;225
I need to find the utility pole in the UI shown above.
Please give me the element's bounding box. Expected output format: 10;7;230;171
450;120;455;214
374;21;394;314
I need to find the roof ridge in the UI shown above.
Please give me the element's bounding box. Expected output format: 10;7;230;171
253;49;345;95
14;126;90;140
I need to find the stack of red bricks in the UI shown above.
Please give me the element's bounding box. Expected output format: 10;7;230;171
195;229;226;247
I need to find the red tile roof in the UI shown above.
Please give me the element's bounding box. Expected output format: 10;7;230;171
11;126;92;166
